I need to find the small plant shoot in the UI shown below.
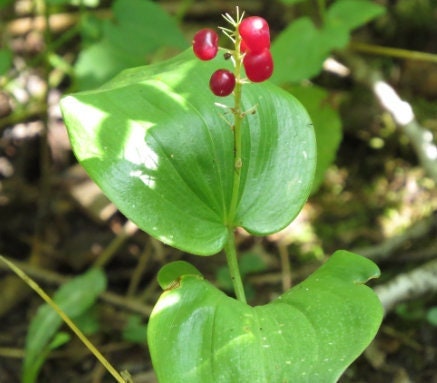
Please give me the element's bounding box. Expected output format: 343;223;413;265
61;6;383;382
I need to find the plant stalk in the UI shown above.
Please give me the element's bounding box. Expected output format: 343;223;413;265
317;0;326;22
223;11;247;304
224;228;247;303
0;256;130;383
349;41;437;63
227;29;244;225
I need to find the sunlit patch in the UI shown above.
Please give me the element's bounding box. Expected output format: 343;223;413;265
323;57;350;77
62;97;110;158
126;123;159;189
373;81;414;125
130;170;156;188
152;292;182;316
422;130;437;160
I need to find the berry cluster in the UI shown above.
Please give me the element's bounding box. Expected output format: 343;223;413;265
192;14;273;97
239;16;273;83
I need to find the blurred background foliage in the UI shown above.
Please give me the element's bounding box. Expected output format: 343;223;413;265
0;0;436;382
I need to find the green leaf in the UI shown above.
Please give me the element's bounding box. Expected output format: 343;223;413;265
122;315;148;344
73;307;101;335
74;0;187;89
75;39;140;90
0;49;12;76
106;0;187;56
289;85;342;192
326;0;386;31
23;268;106;383
279;0;306;4
0;0;13;8
271;1;385;84
271;18;325;83
61;49;316;256
427;307;437;326
157;261;202;290
271;18;348;83
148;251;383;382
239;252;267;275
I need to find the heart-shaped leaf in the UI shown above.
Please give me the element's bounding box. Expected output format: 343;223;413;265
61;50;316;255
288;85;342;193
148;251;383;383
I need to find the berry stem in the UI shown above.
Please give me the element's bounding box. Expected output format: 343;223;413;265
227;31;244;226
223;13;247;304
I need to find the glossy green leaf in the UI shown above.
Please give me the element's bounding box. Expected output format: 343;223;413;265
148;251;383;383
61;49;316;255
23;268;106;383
289;85;342;193
157;261;202;290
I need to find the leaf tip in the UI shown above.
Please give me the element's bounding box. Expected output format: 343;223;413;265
157;261;203;290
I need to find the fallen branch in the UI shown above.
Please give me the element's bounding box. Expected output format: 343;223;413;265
353;213;437;262
344;54;437;183
374;258;437;315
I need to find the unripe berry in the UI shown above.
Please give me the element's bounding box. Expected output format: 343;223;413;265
209;69;236;97
192;28;219;61
238;16;270;53
243;49;274;83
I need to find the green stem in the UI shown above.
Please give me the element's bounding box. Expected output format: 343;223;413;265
349;41;437;63
227;33;244;225
0;255;129;383
317;0;326;24
224;228;247;303
223;11;246;303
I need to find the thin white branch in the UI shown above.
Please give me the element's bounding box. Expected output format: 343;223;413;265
372;79;437;181
375;258;437;315
345;55;437;183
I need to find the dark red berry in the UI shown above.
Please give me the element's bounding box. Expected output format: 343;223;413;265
193;29;219;61
243;49;274;83
239;16;270;53
209;69;236;97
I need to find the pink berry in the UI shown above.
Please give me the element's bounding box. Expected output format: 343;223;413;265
243;49;274;83
239;16;270;53
209;69;236;97
192;28;219;61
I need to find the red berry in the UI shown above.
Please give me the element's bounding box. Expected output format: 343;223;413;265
239;16;270;53
240;39;248;54
209;69;236;97
243;49;274;83
193;29;219;61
